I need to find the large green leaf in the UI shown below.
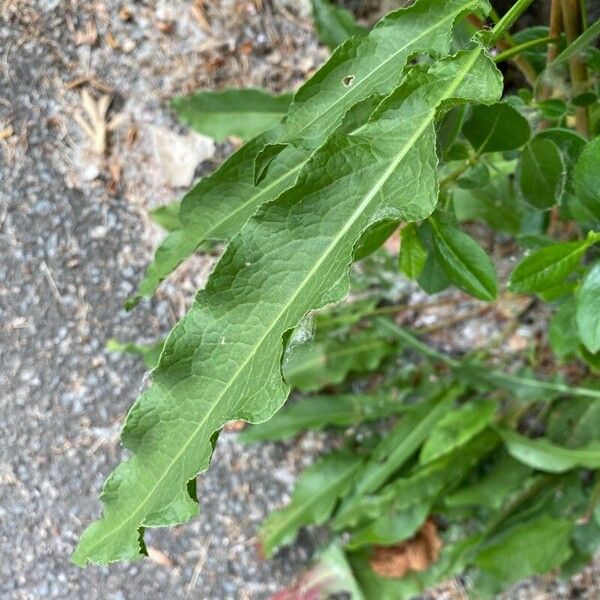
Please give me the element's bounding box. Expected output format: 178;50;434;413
311;0;367;51
499;429;600;473
259;451;362;557
73;48;502;565
508;235;598;294
239;393;406;442
574;137;600;220
475;516;573;583
171;88;293;142
129;0;491;304
577;262;600;354
429;217;498;300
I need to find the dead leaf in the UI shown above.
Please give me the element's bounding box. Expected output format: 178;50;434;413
118;6;133;21
147;546;174;568
106;32;120;50
74;20;98;46
370;518;443;579
73;91;112;154
192;1;211;33
73;91;124;155
0;127;14;140
151;125;215;188
224;420;246;432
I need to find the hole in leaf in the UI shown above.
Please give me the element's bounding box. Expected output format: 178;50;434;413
342;75;355;87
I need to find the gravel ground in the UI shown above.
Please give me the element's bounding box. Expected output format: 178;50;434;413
1;1;600;599
1;1;326;598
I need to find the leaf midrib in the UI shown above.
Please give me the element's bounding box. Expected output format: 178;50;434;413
82;50;479;559
513;242;587;289
290;0;478;140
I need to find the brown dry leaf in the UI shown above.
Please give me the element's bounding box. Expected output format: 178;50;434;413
146;546;174;568
73;91;125;156
118;6;133;21
223;420;246;432
0;127;13;140
191;0;211;33
370;518;443;579
73;90;112;155
105;32;120;50
74;20;98;46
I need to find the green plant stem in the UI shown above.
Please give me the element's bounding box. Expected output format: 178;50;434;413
494;36;558;63
488;0;536;44
440;156;478;187
376;319;600;401
560;0;589;136
468;13;537;86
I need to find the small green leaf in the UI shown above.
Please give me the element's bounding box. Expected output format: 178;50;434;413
353;220;398;260
338;432;497;529
577;262;600;354
420;399;496;464
239;394;406;442
259;451;362;557
574;137;600;220
512;26;559;73
547;396;600;447
499;428;600;472
347;504;429;549
475;516;573;583
336;386;460;525
171;88;293;142
548;298;579;359
311;0;367;51
430;218;497;300
462;101;531;153
456;161;490;189
106;339;164;369
552;18;600;65
572;92;597;107
452;180;521;234
508;238;591;293
399;223;427;280
283;332;394;392
445;453;531;509
150;201;182;232
536;98;567;120
417;252;451;294
518;137;565;210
